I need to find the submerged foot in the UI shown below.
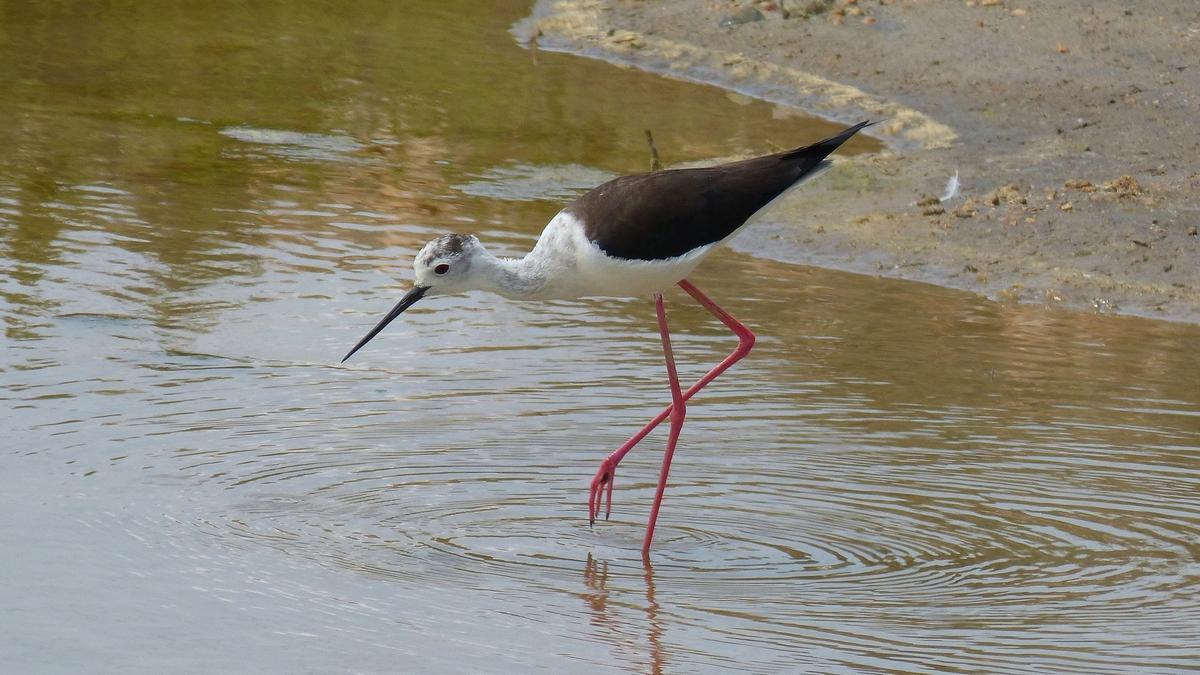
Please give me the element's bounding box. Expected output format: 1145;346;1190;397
588;457;619;525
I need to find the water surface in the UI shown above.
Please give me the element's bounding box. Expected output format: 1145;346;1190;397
2;2;1199;673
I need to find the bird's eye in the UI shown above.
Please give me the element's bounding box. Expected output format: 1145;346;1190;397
434;263;450;275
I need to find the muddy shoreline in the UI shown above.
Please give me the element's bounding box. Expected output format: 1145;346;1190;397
518;0;1200;323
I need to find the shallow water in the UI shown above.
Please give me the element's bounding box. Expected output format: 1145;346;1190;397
3;2;1199;673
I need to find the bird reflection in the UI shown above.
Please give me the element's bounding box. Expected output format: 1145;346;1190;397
581;554;665;674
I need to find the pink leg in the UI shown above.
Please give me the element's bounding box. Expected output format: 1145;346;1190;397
643;293;685;556
587;279;757;552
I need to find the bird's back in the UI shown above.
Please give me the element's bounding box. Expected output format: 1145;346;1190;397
567;121;870;261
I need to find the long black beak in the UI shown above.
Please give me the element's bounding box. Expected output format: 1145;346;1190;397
341;285;429;363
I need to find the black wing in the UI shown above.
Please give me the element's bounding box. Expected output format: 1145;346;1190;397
569;121;871;261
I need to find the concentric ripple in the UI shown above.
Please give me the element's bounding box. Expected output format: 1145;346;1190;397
159;259;1200;673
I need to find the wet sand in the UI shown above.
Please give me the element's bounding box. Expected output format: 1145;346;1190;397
519;0;1200;322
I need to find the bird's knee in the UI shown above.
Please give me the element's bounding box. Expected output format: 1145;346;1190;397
739;330;756;354
670;402;686;424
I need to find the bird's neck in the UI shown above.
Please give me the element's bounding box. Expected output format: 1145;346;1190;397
473;250;546;299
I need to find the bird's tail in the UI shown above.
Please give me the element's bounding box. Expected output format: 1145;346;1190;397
781;120;875;162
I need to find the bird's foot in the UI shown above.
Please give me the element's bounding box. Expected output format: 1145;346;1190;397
588;457;619;525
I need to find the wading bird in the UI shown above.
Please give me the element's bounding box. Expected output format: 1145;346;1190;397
343;121;871;556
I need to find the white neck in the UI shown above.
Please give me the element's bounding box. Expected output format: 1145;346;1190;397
471;249;546;299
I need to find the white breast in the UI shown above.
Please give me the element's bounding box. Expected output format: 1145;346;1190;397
524;211;716;299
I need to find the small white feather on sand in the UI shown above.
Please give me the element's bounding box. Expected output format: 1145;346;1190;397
940;169;960;200
940;170;961;202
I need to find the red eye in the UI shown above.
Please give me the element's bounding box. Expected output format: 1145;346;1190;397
434;263;450;275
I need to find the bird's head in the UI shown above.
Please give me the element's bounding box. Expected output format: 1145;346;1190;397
341;232;484;363
412;233;484;295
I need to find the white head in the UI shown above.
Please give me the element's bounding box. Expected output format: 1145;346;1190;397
341;233;488;362
411;233;486;295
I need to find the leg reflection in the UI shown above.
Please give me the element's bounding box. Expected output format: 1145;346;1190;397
581;554;665;675
642;557;664;675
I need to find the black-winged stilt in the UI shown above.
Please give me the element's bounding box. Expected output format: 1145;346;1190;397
343;121;871;556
